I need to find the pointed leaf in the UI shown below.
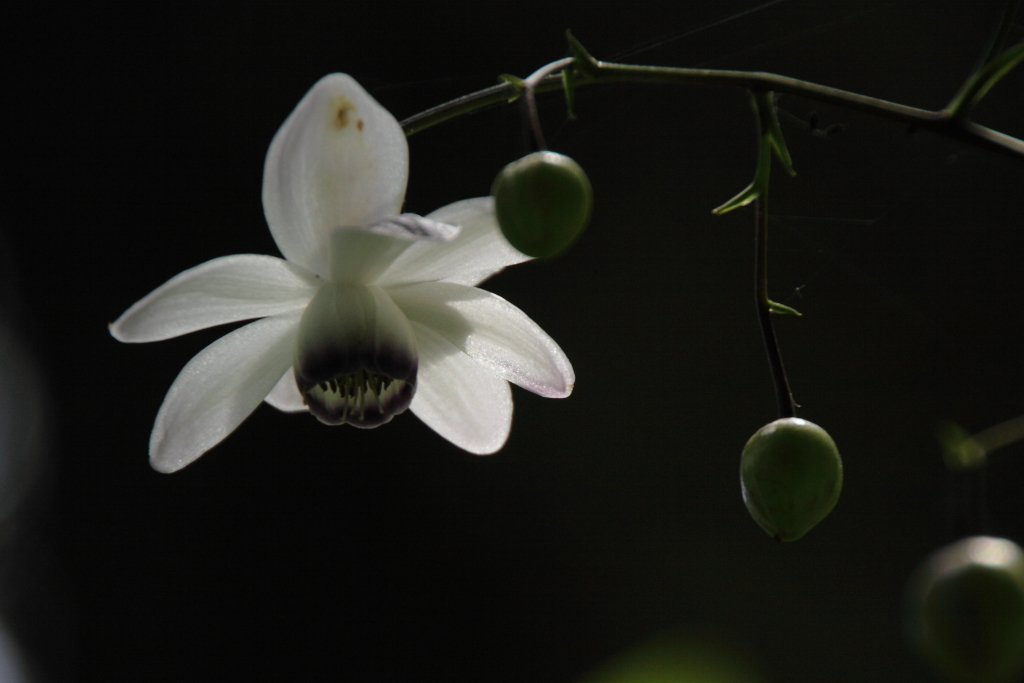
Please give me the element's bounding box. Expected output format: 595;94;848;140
768;300;802;316
498;74;526;103
753;91;796;177
712;182;759;215
947;40;1024;118
562;68;576;119
565;30;600;75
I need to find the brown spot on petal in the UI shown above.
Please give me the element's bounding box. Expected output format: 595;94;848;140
330;95;356;129
357;118;364;131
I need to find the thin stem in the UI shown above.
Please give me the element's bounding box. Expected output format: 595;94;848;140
522;88;547;150
401;83;521;137
751;134;796;419
972;414;1024;455
521;57;575;151
400;74;568;137
400;60;1024;163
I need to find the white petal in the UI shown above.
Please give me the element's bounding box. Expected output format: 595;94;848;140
328;228;414;286
263;74;408;277
376;197;530;287
409;323;512;455
149;310;302;473
328;216;461;285
264;367;307;413
389;282;574;398
110;254;320;343
366;214;460;242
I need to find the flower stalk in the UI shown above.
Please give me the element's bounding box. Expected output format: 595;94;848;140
715;92;797;419
400;32;1024;163
521;57;575;151
754;182;796;420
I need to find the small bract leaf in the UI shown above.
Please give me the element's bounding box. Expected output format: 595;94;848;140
565;30;600;76
768;300;802;316
768;131;797;177
497;74;526;102
740;417;842;542
905;537;1024;683
947;41;1024;119
752;91;796;177
562;69;577;119
712;182;758;216
491;151;592;258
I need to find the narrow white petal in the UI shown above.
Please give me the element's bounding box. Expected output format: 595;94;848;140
263;74;408;277
149;310;302;473
389;282;574;398
366;214;460;242
328;216;461;285
329;228;414;286
376;197;530;287
264;367;307;413
110;254;320;343
409;323;512;455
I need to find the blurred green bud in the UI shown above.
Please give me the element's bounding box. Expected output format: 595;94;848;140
740;418;842;542
905;537;1024;683
937;422;987;470
579;632;759;683
491;151;592;258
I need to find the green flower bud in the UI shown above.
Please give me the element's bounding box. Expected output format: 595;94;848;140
491;151;592;258
740;417;842;542
906;537;1024;683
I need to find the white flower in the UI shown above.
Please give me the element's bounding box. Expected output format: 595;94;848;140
111;74;574;473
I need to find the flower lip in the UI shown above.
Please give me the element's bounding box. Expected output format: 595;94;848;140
293;282;418;427
299;368;416;428
296;337;417;389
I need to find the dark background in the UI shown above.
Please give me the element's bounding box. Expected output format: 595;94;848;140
2;0;1023;680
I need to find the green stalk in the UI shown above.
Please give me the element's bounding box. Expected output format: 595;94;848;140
400;38;1024;163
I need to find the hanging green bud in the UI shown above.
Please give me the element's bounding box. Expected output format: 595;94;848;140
905;536;1024;683
740;417;842;542
491;151;593;258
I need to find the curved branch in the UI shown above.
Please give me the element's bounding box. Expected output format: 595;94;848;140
400;60;1024;163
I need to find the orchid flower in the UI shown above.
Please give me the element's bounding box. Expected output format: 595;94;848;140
110;74;574;473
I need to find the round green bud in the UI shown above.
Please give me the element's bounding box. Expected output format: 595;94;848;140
740;417;842;542
491;151;592;258
906;537;1024;683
